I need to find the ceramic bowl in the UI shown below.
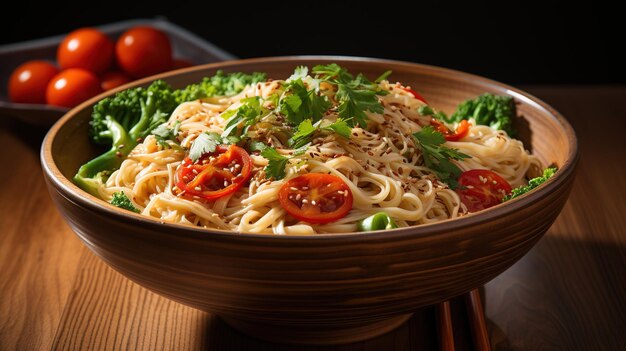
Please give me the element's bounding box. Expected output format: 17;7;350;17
41;56;578;345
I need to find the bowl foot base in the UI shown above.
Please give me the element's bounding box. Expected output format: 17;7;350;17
220;313;412;345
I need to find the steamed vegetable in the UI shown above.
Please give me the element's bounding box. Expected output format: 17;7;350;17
445;93;517;136
357;212;398;231
73;72;266;196
503;167;557;201
110;192;139;213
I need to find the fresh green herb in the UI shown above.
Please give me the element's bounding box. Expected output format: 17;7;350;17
188;132;240;162
374;70;392;83
173;70;266;102
248;140;268;152
357;212;398;231
221;96;265;137
418;105;448;121
261;145;308;180
279;78;331;125
312;64;387;128
152;120;181;148
446;93;517;136
110;192;139;213
413;126;470;188
261;147;290;180
289;118;352;148
503;167;557;201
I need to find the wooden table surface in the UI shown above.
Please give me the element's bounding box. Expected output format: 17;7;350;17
1;86;624;351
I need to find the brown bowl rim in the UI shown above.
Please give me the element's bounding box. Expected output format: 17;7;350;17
40;55;579;241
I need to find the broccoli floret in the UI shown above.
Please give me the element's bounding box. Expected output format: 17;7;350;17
446;93;517;136
73;72;267;197
110;192;139;213
73;80;177;196
503;167;557;201
173;70;266;102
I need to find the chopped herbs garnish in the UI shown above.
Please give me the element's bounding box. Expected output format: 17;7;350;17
189;132;238;162
221;96;265;137
279;78;331;125
418;105;448;121
110;192;139;213
289;118;352;148
312;64;388;128
503;167;557;201
248;140;268;152
261;147;290;180
261;145;309;180
374;70;392;83
446;93;517;136
413;126;470;188
152;120;181;148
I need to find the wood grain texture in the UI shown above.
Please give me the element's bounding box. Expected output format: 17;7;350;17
0;119;84;351
39;57;578;344
1;83;624;350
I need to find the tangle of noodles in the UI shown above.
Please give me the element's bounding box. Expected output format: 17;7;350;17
99;76;542;235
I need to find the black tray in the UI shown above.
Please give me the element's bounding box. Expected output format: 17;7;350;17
0;18;235;127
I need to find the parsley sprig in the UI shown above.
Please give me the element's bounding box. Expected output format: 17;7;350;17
189;132;238;162
221;96;266;137
289;118;352;148
412;126;470;188
261;146;308;180
312;64;389;128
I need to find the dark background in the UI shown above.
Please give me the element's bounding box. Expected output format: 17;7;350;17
1;1;621;85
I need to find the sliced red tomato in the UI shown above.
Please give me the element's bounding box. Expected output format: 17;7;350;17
176;145;252;201
430;118;470;141
401;87;428;103
278;173;353;224
457;170;512;212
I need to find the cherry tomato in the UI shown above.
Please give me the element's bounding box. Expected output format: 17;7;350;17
172;58;193;70
100;71;131;91
401;87;428;103
46;68;102;108
8;60;59;104
57;28;114;74
176;145;252;201
115;26;172;78
430;118;470;141
457;170;512;212
278;173;353;224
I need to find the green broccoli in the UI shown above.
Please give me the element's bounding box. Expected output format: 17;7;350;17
445;93;517;136
110;192;140;213
173;70;266;102
503;167;557;201
73;80;177;196
73;72;267;197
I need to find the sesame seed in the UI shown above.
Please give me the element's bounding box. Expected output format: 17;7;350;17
195;186;201;191
295;193;301;200
290;187;298;191
302;199;308;204
311;200;317;205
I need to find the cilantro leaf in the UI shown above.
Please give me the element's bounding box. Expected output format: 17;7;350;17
279;79;331;125
248;140;268;152
289;119;317;148
151;120;181;148
189;132;222;162
325;118;352;139
375;70;392;83
287;66;309;82
413;126;470;188
261;147;290;180
503;167;557;201
222;96;264;137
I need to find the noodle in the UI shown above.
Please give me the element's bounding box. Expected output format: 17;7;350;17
100;76;541;235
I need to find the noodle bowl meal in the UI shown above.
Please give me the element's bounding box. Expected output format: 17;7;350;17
73;64;556;235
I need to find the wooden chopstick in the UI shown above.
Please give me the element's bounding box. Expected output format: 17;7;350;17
465;289;491;351
437;300;455;351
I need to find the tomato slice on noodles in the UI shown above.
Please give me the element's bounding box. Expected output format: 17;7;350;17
278;173;353;224
176;145;252;201
457;169;512;212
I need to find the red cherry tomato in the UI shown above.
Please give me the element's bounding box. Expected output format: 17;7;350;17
100;71;131;91
172;58;193;70
278;173;353;224
457;169;512;212
8;60;59;104
115;26;172;78
430;118;471;141
401;87;428;103
176;145;252;201
57;28;114;74
46;68;102;108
